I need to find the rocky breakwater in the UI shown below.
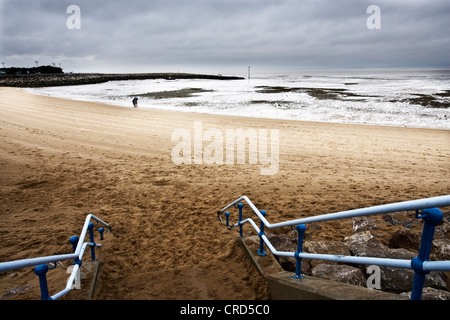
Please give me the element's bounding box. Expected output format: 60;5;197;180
267;211;450;300
0;73;244;88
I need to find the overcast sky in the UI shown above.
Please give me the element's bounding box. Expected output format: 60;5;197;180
1;0;449;75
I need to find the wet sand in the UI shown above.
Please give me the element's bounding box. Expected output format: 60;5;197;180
0;87;449;300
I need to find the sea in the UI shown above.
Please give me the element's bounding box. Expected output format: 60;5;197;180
26;69;450;130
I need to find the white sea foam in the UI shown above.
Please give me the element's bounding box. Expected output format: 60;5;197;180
26;69;450;129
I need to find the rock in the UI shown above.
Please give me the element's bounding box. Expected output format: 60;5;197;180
382;212;420;229
352;217;378;233
1;285;34;299
266;233;297;252
266;233;304;273
400;287;450;300
381;267;411;293
344;231;448;293
267;234;352;275
345;231;415;259
436;222;450;239
311;264;366;287
388;229;421;252
344;231;389;258
266;227;450;298
381;214;394;225
432;239;450;261
343;230;374;245
303;240;351;269
0;73;244;88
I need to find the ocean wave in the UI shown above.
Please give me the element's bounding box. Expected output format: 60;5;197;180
26;69;450;130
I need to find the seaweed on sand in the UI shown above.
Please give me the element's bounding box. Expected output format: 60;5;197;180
131;88;213;99
399;91;450;109
254;86;367;101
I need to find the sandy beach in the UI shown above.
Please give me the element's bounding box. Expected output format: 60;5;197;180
0;86;449;300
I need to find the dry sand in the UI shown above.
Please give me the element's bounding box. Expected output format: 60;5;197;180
0;86;449;300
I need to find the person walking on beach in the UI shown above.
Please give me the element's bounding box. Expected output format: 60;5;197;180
132;97;138;108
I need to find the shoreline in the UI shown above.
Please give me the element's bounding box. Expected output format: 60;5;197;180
18;72;450;131
23;87;450;132
0;86;449;300
0;72;244;88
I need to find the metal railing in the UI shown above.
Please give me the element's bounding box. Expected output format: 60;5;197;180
0;214;111;300
217;195;450;300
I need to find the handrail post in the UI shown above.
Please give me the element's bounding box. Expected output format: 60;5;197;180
257;210;267;256
88;222;96;260
292;224;307;279
225;212;230;227
411;208;443;300
35;264;51;300
70;236;81;266
99;227;104;240
238;203;244;237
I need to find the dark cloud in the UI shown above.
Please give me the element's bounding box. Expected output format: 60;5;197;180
1;0;449;73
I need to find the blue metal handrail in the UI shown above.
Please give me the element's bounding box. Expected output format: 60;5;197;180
217;195;450;300
0;214;111;300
